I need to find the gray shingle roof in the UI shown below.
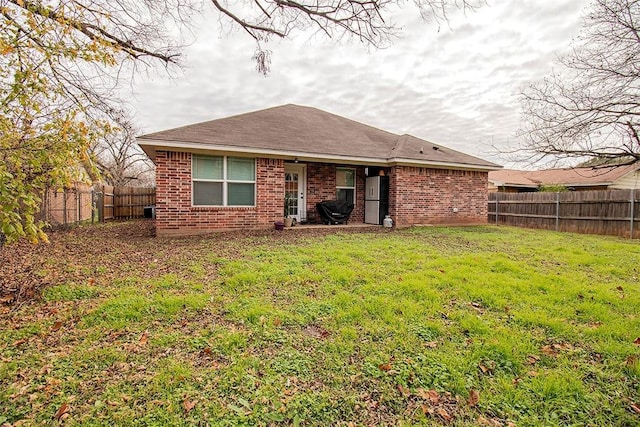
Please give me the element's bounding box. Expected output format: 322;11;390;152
138;104;499;169
489;163;640;187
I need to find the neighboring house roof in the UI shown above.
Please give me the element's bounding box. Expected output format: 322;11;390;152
489;163;640;188
138;104;500;171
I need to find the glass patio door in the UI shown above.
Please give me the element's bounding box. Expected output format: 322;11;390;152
284;164;306;222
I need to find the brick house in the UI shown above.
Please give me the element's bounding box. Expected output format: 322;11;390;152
137;105;500;236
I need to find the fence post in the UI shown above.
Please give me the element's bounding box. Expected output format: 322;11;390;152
555;192;560;231
63;188;68;226
76;187;80;223
97;186;104;222
631;189;635;239
495;192;499;226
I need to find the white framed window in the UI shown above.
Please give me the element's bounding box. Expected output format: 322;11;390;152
192;155;255;206
336;167;356;203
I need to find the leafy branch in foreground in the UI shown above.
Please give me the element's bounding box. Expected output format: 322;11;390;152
0;0;188;242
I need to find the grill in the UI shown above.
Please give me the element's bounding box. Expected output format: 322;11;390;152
316;200;354;225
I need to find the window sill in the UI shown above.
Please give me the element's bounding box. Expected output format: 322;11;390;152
191;206;256;211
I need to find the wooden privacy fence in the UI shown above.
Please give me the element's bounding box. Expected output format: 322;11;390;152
39;184;95;226
96;186;156;221
38;185;155;227
488;189;640;239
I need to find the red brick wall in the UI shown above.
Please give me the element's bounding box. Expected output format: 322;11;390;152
305;163;365;223
155;151;284;235
155;151;487;233
389;166;488;226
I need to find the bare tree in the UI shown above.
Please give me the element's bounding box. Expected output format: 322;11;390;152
518;0;640;165
92;114;155;187
210;0;483;74
1;0;481;242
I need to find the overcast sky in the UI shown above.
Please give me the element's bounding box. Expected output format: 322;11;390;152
130;0;589;167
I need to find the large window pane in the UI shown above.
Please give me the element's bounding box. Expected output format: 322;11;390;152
227;157;255;181
193;181;223;205
193;156;223;180
336;168;355;187
337;188;354;203
228;183;255;205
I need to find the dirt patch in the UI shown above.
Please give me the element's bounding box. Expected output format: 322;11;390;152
0;220;388;306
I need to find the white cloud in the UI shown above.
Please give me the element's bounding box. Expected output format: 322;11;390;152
130;0;587;167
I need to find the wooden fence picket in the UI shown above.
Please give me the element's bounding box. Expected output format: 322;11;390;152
488;189;639;239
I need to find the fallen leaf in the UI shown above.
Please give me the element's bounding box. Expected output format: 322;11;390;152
504;306;510;313
616;286;624;292
541;345;556;356
417;388;440;404
51;321;63;332
527;371;538;377
183;398;196;413
436;407;452;421
626;355;638;366
634;337;640;345
13;339;27;347
378;363;392;372
421;404;434;415
54;403;70;420
630;403;640;414
0;295;14;304
468;389;479;407
200;347;212;357
396;384;410;396
88;278;96;285
139;331;149;346
424;341;438;348
526;354;540;365
479;361;495;373
273;317;282;327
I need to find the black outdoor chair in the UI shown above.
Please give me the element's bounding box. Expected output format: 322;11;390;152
316;200;355;225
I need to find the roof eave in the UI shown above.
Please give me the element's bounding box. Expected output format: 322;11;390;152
388;158;501;172
137;138;500;171
489;181;538;188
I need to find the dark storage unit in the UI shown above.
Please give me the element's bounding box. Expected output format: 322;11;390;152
144;206;156;219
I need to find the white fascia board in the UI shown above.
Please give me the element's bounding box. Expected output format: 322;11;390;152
388;158;501;172
563;182;613;187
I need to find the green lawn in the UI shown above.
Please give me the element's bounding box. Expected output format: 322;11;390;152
1;223;640;426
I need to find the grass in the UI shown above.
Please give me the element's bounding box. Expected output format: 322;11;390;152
1;223;640;426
